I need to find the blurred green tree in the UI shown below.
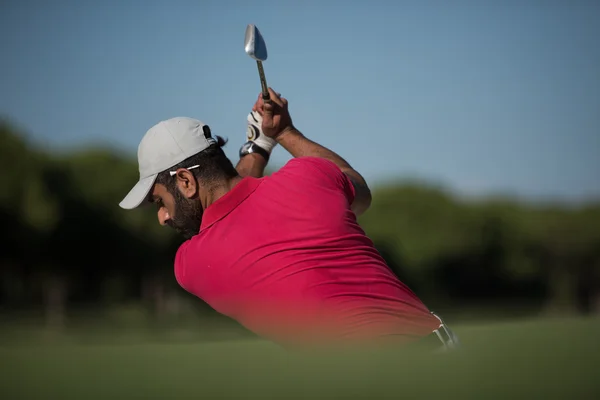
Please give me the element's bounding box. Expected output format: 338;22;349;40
1;120;599;328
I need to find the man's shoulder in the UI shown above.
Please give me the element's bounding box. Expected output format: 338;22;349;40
270;157;352;199
173;234;225;293
174;233;216;264
280;156;341;171
174;240;192;290
174;235;216;270
270;157;343;183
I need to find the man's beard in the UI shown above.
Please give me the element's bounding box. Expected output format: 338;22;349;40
166;188;204;240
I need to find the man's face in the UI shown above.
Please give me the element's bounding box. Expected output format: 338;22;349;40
151;182;203;240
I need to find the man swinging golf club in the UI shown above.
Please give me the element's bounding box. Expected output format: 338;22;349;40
119;88;458;349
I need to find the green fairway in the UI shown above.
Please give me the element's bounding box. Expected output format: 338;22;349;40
1;316;599;399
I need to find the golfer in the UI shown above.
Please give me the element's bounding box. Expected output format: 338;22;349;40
119;88;458;349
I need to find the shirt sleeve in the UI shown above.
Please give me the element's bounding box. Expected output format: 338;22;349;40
275;157;356;204
174;240;191;292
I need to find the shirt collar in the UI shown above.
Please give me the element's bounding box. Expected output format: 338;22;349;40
199;177;263;231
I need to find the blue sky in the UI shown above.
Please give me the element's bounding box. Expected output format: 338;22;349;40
1;1;599;202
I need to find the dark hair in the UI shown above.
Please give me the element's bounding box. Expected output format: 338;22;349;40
155;136;237;193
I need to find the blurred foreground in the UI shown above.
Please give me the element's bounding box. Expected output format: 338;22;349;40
1;316;599;399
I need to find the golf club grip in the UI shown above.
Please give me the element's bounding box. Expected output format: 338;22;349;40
256;61;270;101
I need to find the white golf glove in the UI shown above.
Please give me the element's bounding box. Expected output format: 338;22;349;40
246;111;277;153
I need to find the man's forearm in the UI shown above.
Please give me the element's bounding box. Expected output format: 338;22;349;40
276;128;372;215
236;153;268;178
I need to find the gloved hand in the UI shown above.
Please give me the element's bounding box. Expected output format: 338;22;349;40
246;110;277;154
252;88;294;140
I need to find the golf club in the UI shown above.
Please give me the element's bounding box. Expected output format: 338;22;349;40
244;24;270;102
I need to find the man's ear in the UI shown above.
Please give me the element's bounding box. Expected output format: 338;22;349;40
174;169;199;199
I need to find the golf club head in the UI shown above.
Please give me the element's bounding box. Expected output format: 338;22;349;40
244;24;268;61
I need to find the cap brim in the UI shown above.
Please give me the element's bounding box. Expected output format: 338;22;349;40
119;174;158;210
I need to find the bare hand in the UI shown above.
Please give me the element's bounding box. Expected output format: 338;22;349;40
252;88;294;139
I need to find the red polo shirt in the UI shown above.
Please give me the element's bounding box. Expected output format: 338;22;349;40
174;156;440;345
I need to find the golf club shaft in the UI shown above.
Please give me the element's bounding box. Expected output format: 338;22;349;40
256;61;270;101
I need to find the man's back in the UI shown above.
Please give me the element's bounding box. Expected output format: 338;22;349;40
175;156;439;345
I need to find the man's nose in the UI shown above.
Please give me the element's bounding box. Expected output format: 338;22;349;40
158;207;171;226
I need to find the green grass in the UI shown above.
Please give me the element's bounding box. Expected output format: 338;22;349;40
1;316;599;399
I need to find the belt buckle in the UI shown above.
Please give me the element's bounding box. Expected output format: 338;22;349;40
431;312;460;351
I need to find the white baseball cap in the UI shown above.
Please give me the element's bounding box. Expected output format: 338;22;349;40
119;117;217;210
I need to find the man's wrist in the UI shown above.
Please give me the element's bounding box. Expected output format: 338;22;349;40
235;152;267;178
252;135;277;153
275;126;302;144
239;141;270;162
